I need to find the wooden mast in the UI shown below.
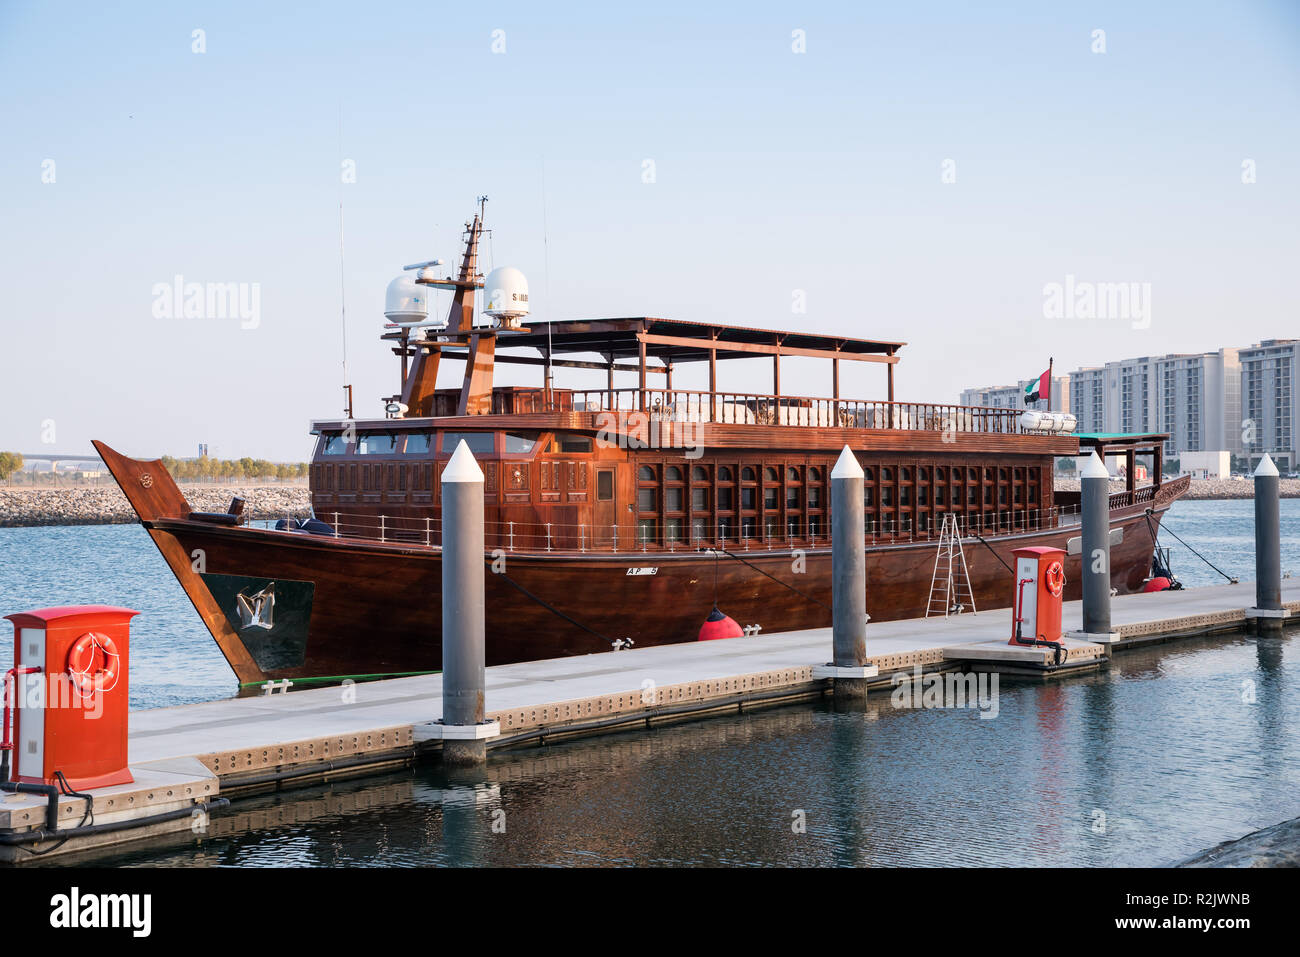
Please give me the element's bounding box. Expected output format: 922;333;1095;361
397;200;489;417
456;199;493;415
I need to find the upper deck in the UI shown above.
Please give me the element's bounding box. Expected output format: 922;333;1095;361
376;312;1082;454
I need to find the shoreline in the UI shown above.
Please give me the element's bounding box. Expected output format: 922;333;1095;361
1054;477;1299;501
0;484;311;529
1;478;1296;529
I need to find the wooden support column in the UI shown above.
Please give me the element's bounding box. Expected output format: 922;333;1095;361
708;347;717;395
832;357;840;399
638;337;647;411
773;335;782;400
887;349;895;403
607;354;615;407
401;341;442;417
457;332;497;416
1126;449;1136;494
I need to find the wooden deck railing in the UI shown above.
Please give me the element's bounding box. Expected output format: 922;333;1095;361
457;387;1023;435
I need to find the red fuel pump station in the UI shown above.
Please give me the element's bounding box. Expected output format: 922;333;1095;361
1010;546;1067;665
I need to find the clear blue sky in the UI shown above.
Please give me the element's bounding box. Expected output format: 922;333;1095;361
2;1;1297;460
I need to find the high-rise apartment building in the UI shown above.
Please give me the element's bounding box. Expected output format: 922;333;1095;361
1239;339;1297;471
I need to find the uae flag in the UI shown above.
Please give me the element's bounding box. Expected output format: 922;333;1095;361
1023;368;1051;405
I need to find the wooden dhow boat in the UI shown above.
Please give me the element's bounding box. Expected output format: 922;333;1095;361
95;203;1188;687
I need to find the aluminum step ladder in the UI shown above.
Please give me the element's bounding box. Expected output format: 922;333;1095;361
926;513;976;618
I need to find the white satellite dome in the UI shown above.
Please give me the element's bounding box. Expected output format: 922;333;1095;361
384;274;430;325
483;266;529;324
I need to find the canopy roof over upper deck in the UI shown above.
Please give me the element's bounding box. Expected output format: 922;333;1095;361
1077;431;1170;452
493;317;906;365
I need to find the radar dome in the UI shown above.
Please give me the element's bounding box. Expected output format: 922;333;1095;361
384;274;429;325
483;267;529;324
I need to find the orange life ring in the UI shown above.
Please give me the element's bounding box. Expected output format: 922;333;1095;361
67;631;121;695
1044;561;1066;597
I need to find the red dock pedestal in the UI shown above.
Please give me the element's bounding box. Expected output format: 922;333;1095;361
3;605;138;790
1010;547;1066;646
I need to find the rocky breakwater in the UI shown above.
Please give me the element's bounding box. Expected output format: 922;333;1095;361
1055;477;1300;500
0;485;312;528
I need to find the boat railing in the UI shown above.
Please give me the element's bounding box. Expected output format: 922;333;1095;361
490;387;1023;435
1054;482;1161;512
240;502;1087;551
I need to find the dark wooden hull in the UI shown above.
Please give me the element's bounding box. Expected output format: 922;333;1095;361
147;502;1170;684
92;440;1187;686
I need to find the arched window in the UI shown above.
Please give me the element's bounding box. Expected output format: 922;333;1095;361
636;465;659;545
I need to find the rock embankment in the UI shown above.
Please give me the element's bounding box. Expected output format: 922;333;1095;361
0;485;312;528
1054;478;1300;500
1179;815;1300;867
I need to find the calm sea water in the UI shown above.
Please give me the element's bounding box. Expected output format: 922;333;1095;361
1;500;1297;866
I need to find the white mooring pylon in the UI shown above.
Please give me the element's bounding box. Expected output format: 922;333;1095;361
926;513;976;618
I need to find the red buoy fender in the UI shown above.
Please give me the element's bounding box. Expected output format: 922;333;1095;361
698;606;744;641
1143;576;1172;593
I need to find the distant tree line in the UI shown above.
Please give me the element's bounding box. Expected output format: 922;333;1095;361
160;455;309;483
0;451;24;483
0;451;306;486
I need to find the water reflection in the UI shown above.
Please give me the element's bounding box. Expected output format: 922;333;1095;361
38;627;1298;868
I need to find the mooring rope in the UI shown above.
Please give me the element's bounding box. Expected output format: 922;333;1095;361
1146;508;1237;584
486;559;623;647
971;533;1016;575
718;547;831;611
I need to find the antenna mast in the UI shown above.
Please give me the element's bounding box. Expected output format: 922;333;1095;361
339;200;353;420
338;106;353;419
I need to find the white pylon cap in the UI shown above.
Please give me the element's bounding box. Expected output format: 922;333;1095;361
1081;451;1109;479
831;444;864;480
443;439;485;483
1254;453;1279;477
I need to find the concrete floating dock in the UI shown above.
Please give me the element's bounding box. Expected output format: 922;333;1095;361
2;578;1297;861
942;637;1106;674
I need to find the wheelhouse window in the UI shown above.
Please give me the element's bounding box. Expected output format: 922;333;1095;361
402;432;432;454
321;434;348;455
357;432;398;455
440;432;495;455
503;431;540;454
557;433;593;453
